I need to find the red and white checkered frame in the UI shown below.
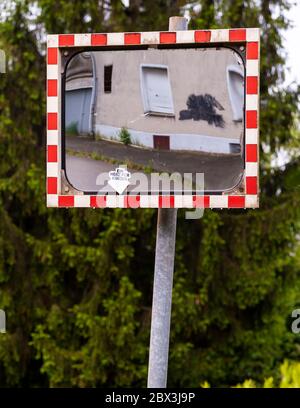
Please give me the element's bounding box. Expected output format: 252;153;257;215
46;28;259;209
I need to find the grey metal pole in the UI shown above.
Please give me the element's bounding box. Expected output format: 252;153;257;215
147;16;188;389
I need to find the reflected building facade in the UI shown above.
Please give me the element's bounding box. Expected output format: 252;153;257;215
64;47;245;193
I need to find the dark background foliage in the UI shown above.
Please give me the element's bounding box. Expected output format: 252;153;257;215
0;0;299;387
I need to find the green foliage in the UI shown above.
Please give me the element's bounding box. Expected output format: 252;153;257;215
119;127;131;145
31;276;147;387
202;360;300;388
234;360;300;388
0;0;300;388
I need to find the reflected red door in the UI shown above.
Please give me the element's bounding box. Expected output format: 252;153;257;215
153;135;170;150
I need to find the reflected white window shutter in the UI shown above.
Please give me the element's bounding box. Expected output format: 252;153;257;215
140;65;174;115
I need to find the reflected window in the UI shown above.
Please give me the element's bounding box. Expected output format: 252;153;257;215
104;65;113;93
65;52;94;135
140;65;174;116
227;65;244;122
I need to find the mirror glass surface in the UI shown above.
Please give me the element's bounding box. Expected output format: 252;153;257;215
64;47;245;194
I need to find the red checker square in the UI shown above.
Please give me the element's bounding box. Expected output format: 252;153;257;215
160;32;176;44
195;31;211;42
124;33;141;45
159;196;175;208
91;34;107;46
90;195;106;208
246;144;258;162
47;79;57;97
58;195;74;207
47;48;58;65
247;42;259;59
228;196;245;208
193;195;210;208
246;176;258;194
246;110;257;129
229;29;246;41
47;113;58;130
125;196;140;208
47;145;58;162
246;76;258;94
59;34;74;47
47;177;57;194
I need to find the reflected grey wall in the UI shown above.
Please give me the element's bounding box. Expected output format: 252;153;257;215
92;48;243;151
64;47;245;193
